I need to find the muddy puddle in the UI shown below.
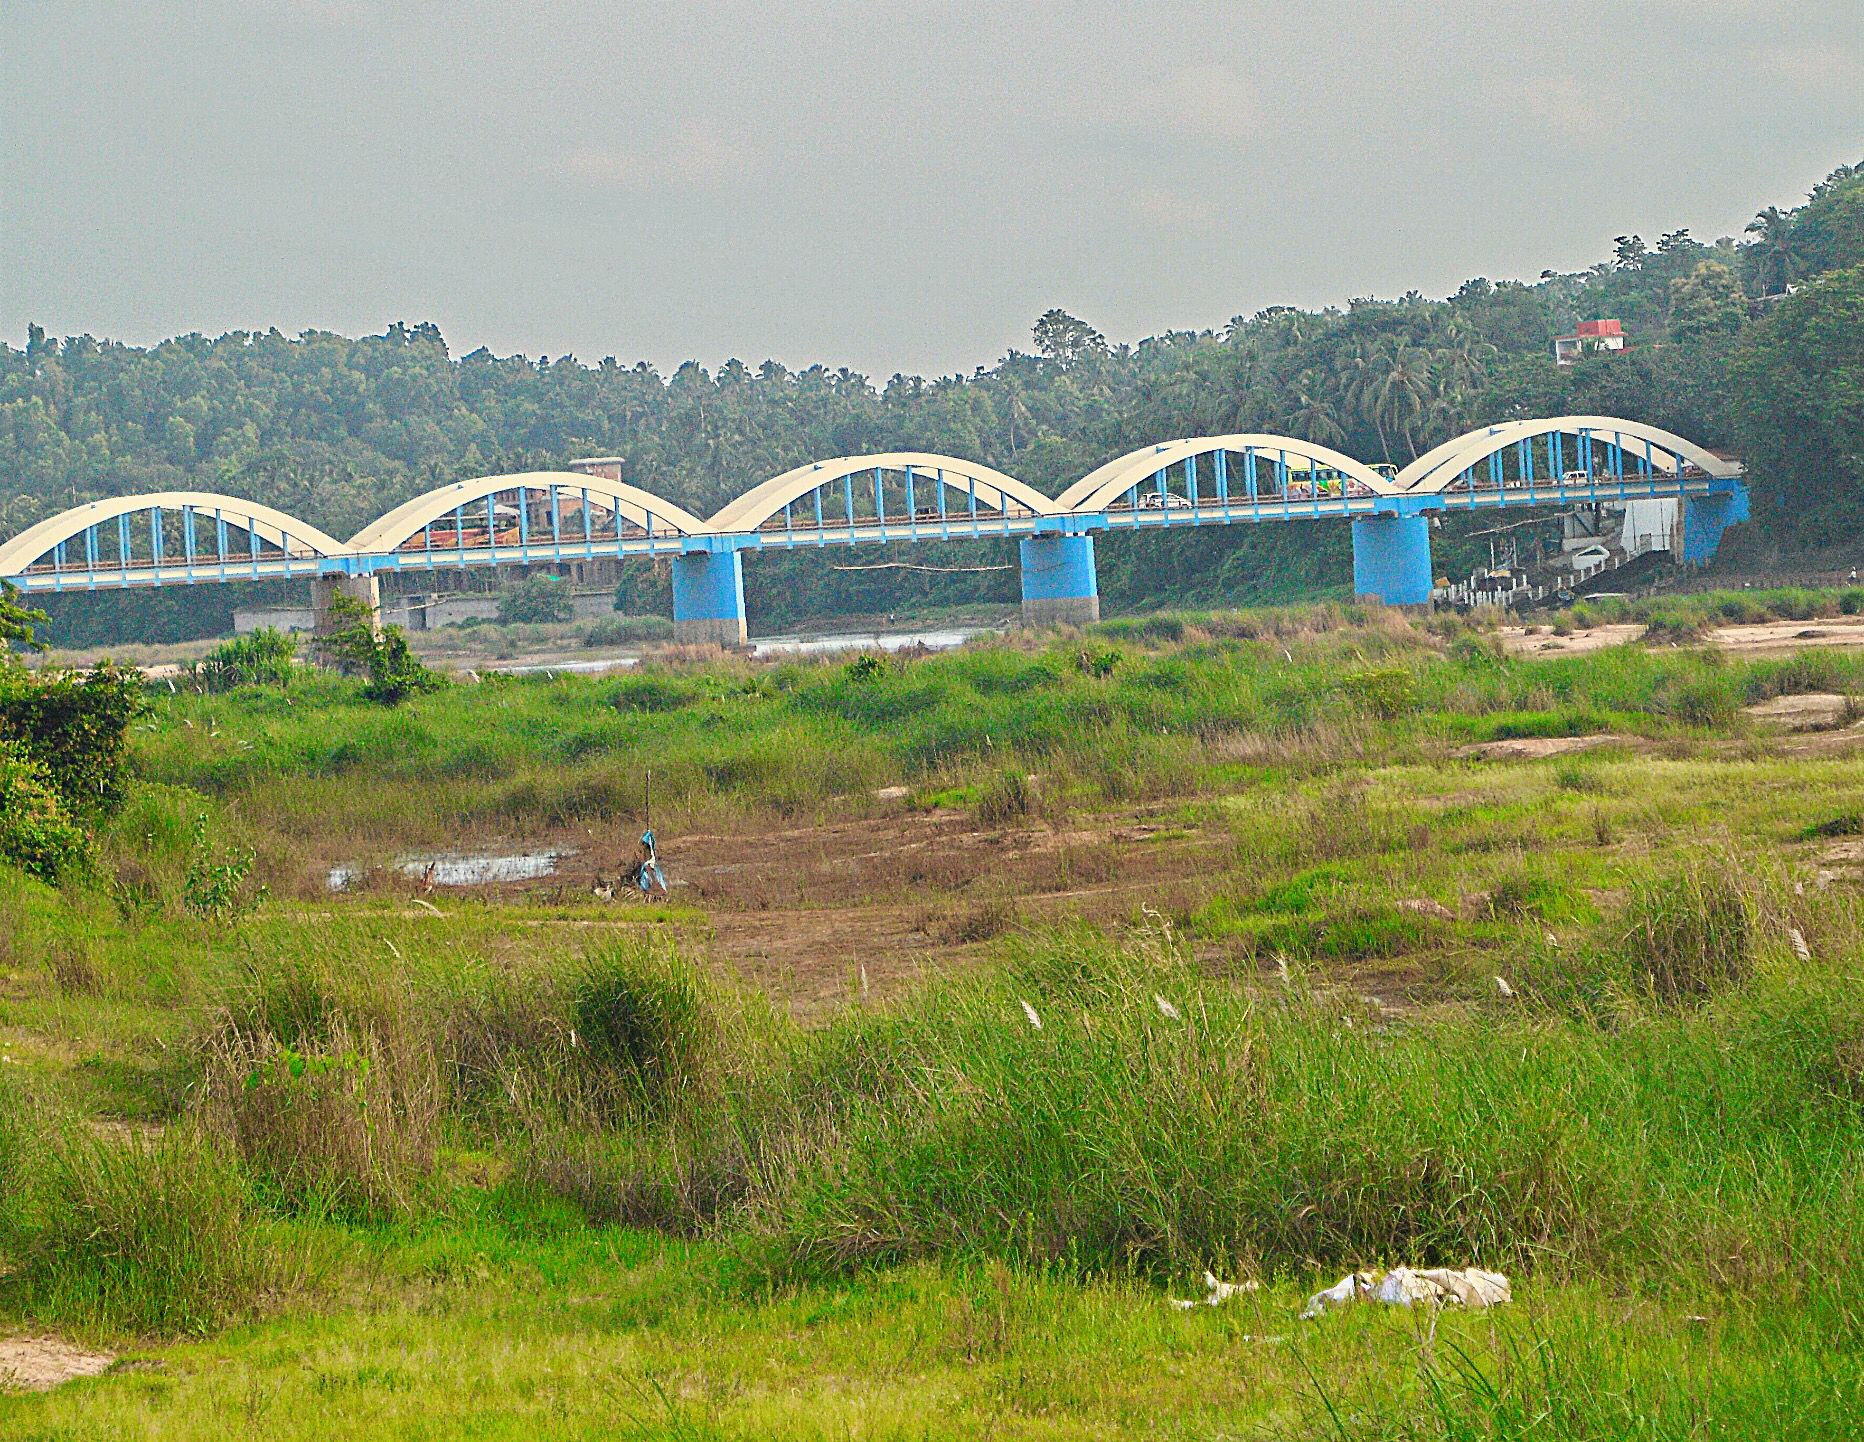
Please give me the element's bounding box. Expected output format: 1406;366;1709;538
327;849;575;892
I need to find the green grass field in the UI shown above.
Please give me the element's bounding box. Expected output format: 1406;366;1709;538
6;601;1864;1437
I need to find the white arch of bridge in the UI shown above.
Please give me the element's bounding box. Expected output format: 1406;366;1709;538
1054;434;1399;515
345;471;708;553
0;491;345;576
1396;416;1742;494
704;452;1056;534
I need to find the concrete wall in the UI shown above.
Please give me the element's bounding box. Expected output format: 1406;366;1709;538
235;588;620;635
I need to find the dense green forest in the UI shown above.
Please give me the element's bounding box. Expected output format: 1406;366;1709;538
5;161;1862;644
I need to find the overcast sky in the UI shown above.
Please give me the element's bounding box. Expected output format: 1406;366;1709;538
3;2;1860;378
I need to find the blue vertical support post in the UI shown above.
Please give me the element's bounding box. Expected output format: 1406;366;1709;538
1018;530;1099;627
1680;485;1750;566
670;545;748;647
1351;503;1434;606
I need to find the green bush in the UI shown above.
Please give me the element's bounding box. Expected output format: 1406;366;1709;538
206;1020;440;1219
1620;855;1771;1001
0;738;89;881
0;662;143;812
569;943;721;1120
1338;665;1416;718
190;627;297;691
316;596;445;706
973;768;1035;826
182;814;267;921
583;613;674;647
498;572;573;625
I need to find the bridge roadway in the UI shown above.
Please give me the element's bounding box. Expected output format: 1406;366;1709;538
0;417;1748;645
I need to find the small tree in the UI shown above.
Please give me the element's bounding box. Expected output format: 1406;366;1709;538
0;581;49;664
1669;260;1746;341
498;572;574;625
317;595;444;706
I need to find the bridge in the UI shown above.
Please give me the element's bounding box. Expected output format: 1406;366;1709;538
0;416;1746;645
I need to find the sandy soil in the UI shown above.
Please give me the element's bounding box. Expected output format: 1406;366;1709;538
1500;615;1864;659
1500;624;1643;656
1742;693;1856;731
0;1336;115;1392
1459;735;1629;761
345;806;1218;1017
1708;617;1864;655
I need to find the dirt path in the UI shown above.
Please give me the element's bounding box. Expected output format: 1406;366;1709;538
0;1336;115;1392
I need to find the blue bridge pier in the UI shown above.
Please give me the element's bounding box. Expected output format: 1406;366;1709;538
1018;532;1101;627
1350;509;1436;607
670;547;748;647
1681;489;1751;566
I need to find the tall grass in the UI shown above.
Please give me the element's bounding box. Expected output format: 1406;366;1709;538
1;1120;303;1335
123;609;1864;872
368;915;1859;1308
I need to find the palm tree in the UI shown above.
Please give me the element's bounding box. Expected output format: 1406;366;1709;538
1744;206;1806;296
1361;341;1434;462
1286;372;1346;449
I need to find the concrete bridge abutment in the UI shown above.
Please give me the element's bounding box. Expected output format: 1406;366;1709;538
311;572;382;637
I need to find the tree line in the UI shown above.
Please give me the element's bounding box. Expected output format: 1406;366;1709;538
5;160;1861;642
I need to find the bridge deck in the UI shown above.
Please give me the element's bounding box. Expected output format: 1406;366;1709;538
4;473;1729;592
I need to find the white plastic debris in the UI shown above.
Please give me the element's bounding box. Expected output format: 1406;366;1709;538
1170;1271;1260;1309
1494;976;1515;997
1300;1267;1510;1320
1300;1271;1373;1318
1020;999;1043;1031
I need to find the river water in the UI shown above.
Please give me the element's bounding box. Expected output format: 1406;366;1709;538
492;624;997;676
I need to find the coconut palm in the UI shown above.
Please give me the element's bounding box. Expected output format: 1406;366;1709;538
1365;341;1435;462
1744;206;1806;296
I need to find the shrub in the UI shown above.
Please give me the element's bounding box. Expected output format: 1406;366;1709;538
182;814;267;920
973;769;1034;826
569;943;720;1120
0;579;49;660
584;613;674;647
316;595;445;706
189;628;297;691
0;662;143;812
1338;665;1416;719
204;1019;440;1219
1656;674;1738;727
0;738;89;881
498;572;574;625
